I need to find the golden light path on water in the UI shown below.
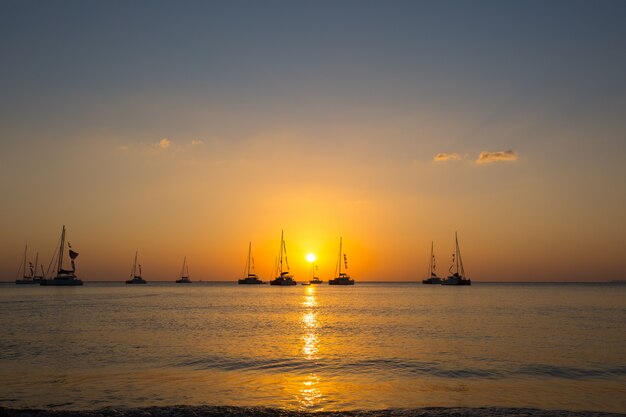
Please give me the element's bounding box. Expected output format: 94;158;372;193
299;285;322;410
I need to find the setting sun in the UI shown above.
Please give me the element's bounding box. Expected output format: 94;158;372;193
306;253;316;263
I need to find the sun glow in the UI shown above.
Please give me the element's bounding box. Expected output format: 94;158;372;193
306;253;316;263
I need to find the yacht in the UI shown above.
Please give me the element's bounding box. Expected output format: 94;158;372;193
176;256;192;283
238;242;263;284
270;230;296;286
40;226;83;286
329;237;355;285
441;232;471;286
126;252;147;284
15;246;44;285
422;241;441;284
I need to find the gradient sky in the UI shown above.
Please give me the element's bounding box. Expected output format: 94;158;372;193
1;0;625;281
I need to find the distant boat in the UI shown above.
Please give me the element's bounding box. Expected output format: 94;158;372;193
238;242;263;284
441;232;471;286
422;241;441;284
40;226;83;286
270;230;296;286
309;261;323;285
15;245;44;285
329;237;354;285
126;251;147;284
176;256;192;283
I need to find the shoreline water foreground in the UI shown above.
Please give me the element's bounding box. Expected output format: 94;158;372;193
1;407;625;417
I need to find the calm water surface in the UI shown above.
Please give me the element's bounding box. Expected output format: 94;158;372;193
0;282;624;412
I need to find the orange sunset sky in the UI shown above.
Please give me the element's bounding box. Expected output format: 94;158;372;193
1;1;625;281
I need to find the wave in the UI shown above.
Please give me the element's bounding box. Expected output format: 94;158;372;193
1;406;623;417
173;356;626;380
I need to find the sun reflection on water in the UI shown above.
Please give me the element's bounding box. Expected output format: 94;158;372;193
298;286;323;410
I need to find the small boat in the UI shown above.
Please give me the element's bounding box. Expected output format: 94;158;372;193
15;246;44;285
126;251;147;284
329;237;355;285
309;261;323;284
270;230;297;286
301;283;311;286
422;241;441;284
441;232;471;286
176;256;192;283
40;226;83;286
238;242;263;284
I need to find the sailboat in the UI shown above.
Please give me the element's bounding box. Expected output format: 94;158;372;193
176;256;192;283
126;251;147;284
40;226;83;286
309;262;323;284
15;246;44;284
422;241;441;284
238;242;263;284
329;237;354;285
270;230;297;286
441;232;471;286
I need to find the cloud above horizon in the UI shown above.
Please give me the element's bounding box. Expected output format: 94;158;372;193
157;138;172;149
475;150;518;164
434;152;462;162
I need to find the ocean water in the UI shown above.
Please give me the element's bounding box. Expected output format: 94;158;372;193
0;282;624;414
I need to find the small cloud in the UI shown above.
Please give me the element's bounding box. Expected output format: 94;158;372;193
476;150;518;164
434;152;462;162
156;138;172;149
191;140;204;146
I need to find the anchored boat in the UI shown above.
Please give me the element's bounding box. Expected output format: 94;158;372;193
176;256;192;283
40;226;83;286
329;237;354;285
126;252;147;284
15;245;44;285
422;241;441;284
309;261;323;285
270;230;296;286
441;232;471;286
238;242;263;284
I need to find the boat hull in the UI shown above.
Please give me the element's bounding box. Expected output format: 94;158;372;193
125;279;147;284
270;277;297;286
41;278;83;286
422;277;442;284
238;278;263;284
176;279;192;283
15;279;41;285
441;276;471;286
329;278;355;285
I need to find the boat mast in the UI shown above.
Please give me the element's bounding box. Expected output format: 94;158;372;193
428;241;433;277
247;242;252;276
23;245;28;278
278;230;284;277
34;252;39;278
57;226;66;277
180;256;187;278
337;237;343;276
456;232;465;278
133;251;138;278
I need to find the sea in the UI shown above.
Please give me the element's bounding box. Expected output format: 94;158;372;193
0;282;625;416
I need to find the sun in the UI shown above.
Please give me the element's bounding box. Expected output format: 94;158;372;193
306;253;316;263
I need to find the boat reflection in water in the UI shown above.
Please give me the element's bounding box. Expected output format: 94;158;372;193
298;285;322;409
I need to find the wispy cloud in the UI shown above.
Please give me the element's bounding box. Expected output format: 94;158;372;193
433;152;462;162
191;140;204;146
156;137;172;149
475;150;518;164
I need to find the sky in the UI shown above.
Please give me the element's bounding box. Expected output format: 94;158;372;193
1;0;625;281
